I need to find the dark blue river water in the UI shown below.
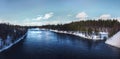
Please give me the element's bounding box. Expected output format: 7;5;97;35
0;29;120;59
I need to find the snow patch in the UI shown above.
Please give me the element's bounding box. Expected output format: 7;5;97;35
49;29;108;40
105;31;120;48
0;33;27;52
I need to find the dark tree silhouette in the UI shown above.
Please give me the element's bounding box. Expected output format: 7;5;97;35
41;19;120;37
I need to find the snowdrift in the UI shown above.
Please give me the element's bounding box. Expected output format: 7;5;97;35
105;31;120;48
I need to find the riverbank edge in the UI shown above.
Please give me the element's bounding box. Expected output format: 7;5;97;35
0;33;27;52
47;29;103;40
50;30;100;40
105;31;120;48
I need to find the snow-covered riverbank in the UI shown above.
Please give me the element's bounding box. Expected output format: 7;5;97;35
49;29;108;40
105;31;120;48
0;33;27;52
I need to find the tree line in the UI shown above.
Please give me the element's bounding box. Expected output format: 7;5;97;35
0;23;27;48
41;19;120;37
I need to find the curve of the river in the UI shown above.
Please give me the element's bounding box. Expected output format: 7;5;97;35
0;29;120;59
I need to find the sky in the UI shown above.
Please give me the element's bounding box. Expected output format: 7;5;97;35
0;0;120;26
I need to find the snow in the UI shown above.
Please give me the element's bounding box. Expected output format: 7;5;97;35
5;35;12;45
14;29;16;33
0;33;27;52
99;32;108;34
105;31;120;48
49;29;106;40
0;38;2;47
99;32;108;40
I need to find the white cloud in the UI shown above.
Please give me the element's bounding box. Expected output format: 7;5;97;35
76;12;88;20
0;18;8;23
116;17;120;22
23;20;62;26
33;12;54;21
0;18;14;24
22;12;54;26
43;12;53;19
99;14;111;20
35;16;43;21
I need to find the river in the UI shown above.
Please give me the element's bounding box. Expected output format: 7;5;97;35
0;29;120;59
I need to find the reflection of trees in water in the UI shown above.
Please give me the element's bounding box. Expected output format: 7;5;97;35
85;40;101;50
54;32;103;50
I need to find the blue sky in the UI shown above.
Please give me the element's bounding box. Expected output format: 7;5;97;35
0;0;120;26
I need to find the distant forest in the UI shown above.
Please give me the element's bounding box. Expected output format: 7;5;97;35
41;20;120;37
0;23;27;41
0;19;120;38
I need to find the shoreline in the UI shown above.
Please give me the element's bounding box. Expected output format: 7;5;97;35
105;31;120;48
0;33;27;52
48;29;107;40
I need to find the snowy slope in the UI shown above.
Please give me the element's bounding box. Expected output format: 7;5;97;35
50;29;107;40
0;33;27;52
105;31;120;48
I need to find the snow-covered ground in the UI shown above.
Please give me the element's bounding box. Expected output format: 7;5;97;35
0;33;27;52
49;29;108;40
105;31;120;48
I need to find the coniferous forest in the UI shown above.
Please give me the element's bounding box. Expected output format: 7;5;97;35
41;20;120;37
0;23;27;49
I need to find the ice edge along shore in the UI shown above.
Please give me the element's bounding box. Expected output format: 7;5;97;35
45;29;108;40
0;33;27;52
